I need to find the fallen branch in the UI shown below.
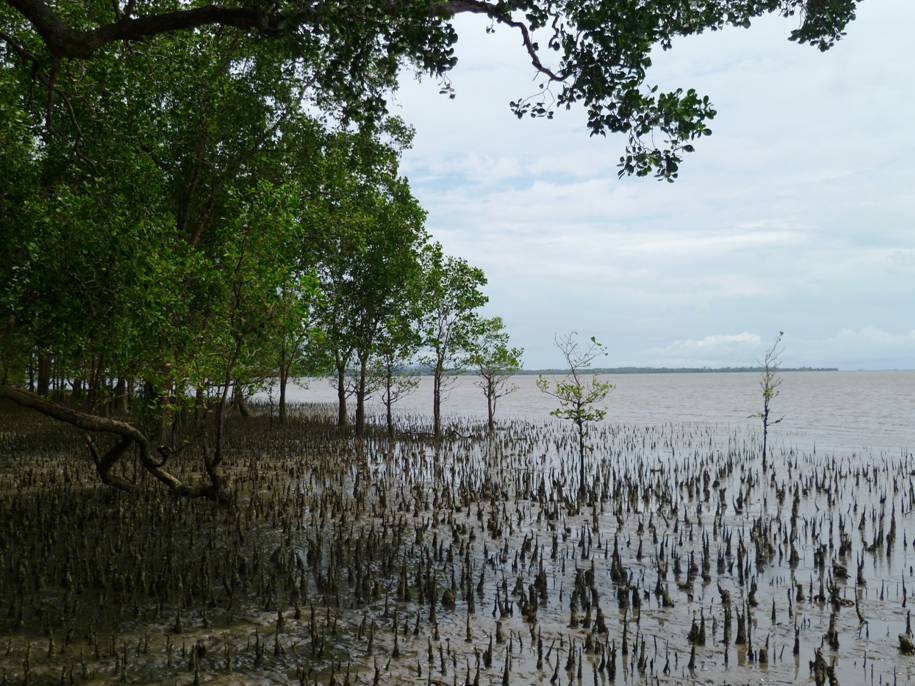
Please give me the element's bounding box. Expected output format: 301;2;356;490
0;385;230;503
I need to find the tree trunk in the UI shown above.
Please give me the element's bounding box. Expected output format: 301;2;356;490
86;365;97;411
385;371;394;438
355;356;368;436
578;419;586;499
278;345;289;425
278;366;288;425
114;377;128;413
143;379;156;403
72;378;83;400
37;353;50;396
194;386;205;422
52;358;60;395
336;364;347;428
487;384;495;433
233;381;252;418
433;362;442;439
86;355;105;412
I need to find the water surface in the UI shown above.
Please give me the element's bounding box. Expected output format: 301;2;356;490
274;371;915;454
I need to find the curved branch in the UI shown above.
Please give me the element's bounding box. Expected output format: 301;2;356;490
8;0;563;85
85;433;136;493
436;0;566;81
0;385;148;439
7;0;319;58
0;386;229;503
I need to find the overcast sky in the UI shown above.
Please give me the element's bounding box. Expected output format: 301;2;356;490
389;1;915;370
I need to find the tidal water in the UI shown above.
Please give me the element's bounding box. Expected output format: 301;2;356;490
4;371;913;686
273;370;915;455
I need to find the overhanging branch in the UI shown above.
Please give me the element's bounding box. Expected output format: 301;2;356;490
6;0;320;58
6;0;564;84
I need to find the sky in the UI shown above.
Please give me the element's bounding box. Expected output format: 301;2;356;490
388;1;915;370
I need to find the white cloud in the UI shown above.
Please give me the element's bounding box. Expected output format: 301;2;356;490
649;333;764;367
389;0;915;369
643;328;915;370
790;328;915;369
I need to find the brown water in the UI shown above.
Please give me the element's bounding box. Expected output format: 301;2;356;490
3;371;915;686
275;371;915;454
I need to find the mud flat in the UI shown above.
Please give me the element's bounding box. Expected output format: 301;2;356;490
1;402;914;685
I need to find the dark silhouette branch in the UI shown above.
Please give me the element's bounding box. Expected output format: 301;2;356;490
6;0;564;83
7;0;319;58
85;434;136;493
0;28;38;62
0;385;230;502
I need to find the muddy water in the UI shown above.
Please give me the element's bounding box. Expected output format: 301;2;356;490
274;371;915;454
1;402;914;685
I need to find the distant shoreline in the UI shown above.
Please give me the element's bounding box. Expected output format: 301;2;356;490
387;366;843;377
514;366;839;375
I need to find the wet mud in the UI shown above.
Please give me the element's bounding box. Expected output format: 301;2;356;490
1;403;914;685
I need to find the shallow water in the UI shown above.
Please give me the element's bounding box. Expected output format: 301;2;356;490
2;391;915;685
271;370;915;455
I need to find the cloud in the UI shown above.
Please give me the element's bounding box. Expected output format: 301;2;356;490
649;333;764;367
791;328;915;369
388;1;915;369
643;328;915;370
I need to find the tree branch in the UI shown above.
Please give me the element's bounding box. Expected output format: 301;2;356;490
7;0;319;58
7;0;563;86
85;434;136;493
0;385;230;503
0;28;38;63
435;0;566;81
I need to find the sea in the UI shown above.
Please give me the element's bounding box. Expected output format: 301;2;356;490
266;370;915;456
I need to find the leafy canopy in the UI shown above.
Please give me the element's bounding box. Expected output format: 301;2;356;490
1;0;861;180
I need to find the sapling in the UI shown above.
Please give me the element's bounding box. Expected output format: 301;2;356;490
751;331;784;470
537;333;612;500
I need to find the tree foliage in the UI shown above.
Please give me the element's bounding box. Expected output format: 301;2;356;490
1;0;861;180
419;242;488;437
0;22;451;496
537;332;612;497
468;316;522;432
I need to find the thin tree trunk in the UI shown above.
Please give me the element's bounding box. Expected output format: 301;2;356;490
278;344;288;425
355;355;368;436
433;362;442;439
278;366;288;425
385;370;394;438
578;417;586;498
86;359;97;411
487;384;495;433
194;386;205;423
233;381;252;418
37;353;50;396
114;377;128;413
336;363;347;428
